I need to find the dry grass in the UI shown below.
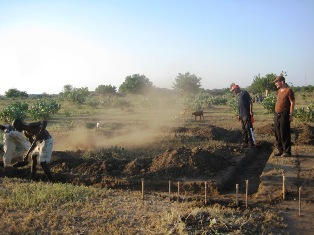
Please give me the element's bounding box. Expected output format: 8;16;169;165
0;178;286;234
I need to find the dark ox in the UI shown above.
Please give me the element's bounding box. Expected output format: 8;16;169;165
192;111;204;120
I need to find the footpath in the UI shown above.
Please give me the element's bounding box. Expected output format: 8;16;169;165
255;144;314;235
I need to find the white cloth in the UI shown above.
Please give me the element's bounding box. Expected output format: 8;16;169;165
3;131;30;166
33;138;53;163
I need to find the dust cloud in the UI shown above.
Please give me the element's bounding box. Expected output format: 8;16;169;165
53;99;188;151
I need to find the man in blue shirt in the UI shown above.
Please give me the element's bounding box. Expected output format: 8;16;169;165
231;85;255;147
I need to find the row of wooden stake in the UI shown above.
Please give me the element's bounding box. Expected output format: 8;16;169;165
141;176;302;216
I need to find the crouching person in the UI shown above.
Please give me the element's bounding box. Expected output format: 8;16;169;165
0;123;31;167
12;119;54;182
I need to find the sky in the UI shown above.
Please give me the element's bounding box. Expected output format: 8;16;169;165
0;0;313;95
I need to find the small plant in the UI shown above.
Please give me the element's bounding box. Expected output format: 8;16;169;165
64;109;71;117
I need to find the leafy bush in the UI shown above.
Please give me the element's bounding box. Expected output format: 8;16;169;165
86;97;101;108
95;84;117;96
211;96;228;105
29;99;61;120
61;86;90;104
0;101;29;122
262;94;276;113
228;97;238;115
184;93;213;111
294;101;314;122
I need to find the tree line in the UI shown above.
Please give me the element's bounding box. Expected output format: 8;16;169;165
2;71;314;100
4;72;314;100
1;72;313;123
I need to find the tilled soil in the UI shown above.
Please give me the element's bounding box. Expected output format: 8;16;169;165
1;122;313;234
2;123;309;193
1;124;312;194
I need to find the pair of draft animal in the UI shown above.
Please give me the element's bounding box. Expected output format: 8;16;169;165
181;110;204;120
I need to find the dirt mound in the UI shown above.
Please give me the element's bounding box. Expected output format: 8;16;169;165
173;125;241;143
294;123;314;144
148;147;229;178
123;157;152;176
47;145;231;188
122;146;231;179
254;123;314;145
255;123;274;135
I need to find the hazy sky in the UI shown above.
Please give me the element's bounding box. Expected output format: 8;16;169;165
0;0;313;95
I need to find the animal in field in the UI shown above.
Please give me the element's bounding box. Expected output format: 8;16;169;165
192;111;204;120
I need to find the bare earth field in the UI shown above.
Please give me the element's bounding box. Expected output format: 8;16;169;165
0;104;313;234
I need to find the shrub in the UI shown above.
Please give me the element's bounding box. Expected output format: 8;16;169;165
0;101;29;122
228;97;238;115
86;97;101;108
29;99;61;120
262;95;276;114
294;101;314;122
211;96;228;105
184;93;213;111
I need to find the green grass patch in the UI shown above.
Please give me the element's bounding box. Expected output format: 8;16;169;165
0;178;97;210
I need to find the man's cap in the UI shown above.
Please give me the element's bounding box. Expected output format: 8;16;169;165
273;75;285;82
230;84;239;91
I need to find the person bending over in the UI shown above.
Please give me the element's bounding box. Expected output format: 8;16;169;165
230;84;255;147
0;123;30;167
12;119;54;182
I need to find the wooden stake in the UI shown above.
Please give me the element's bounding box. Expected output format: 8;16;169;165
177;181;180;200
169;180;171;201
299;187;301;216
245;180;249;208
205;181;207;205
236;184;239;207
141;178;144;200
282;174;286;200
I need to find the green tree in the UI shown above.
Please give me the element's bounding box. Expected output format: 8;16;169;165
173;72;202;94
60;85;89;104
5;88;28;98
119;74;153;94
68;87;89;104
62;84;73;94
250;73;277;95
59;84;73;99
95;85;117;96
